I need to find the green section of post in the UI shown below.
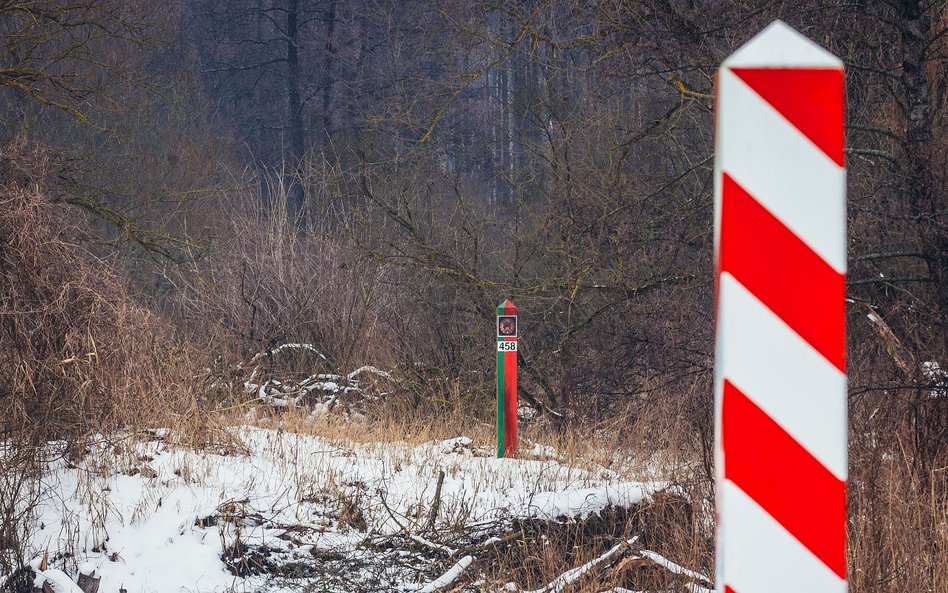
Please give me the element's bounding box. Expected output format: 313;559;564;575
497;300;518;458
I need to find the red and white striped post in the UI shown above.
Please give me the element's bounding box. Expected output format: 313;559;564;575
497;300;518;458
714;21;847;593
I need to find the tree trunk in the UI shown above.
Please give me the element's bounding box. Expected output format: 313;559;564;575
285;0;306;224
898;1;947;326
321;0;337;147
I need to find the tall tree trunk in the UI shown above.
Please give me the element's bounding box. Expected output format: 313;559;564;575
898;1;946;326
321;0;337;147
255;0;271;210
506;50;515;203
349;9;368;144
285;0;306;223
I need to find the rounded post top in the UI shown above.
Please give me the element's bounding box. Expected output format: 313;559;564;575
497;299;517;315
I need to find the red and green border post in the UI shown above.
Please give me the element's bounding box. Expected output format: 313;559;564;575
497;300;518;458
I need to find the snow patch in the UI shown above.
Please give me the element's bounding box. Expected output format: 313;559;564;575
13;426;664;592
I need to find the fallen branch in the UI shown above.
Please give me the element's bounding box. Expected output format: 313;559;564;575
639;549;710;584
347;365;394;381
415;556;473;593
247;343;327;368
454;527;525;555
240;343;395;411
525;535;639;593
408;533;457;556
375;485;455;556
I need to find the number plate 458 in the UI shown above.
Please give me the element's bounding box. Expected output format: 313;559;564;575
497;341;518;352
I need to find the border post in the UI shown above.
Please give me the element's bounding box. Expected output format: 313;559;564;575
714;21;847;593
497;300;518;458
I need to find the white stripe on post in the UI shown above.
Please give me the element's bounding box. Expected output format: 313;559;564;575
718;274;847;478
714;21;848;593
721;483;847;593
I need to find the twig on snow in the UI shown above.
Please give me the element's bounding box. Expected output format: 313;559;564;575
408;533;457;556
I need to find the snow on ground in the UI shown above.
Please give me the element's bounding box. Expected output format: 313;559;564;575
12;427;668;593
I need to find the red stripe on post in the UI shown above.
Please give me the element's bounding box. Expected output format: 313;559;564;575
503;349;517;457
731;68;845;166
720;173;845;371
723;379;847;578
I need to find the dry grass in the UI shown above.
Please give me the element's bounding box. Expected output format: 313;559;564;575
224;402;492;449
849;450;948;593
848;391;948;593
175;174;399;387
0;143;203;447
0;141;211;575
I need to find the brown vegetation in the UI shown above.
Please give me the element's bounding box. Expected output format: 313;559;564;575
0;142;212;578
0;0;944;591
0;143;200;446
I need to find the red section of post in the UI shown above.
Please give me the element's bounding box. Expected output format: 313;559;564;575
503;347;518;457
720;173;846;371
723;380;847;578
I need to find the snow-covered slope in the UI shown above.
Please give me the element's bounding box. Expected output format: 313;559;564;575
12;427;669;592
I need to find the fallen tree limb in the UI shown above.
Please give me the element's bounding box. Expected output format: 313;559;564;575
408;533;457;556
525;535;639;593
639;549;710;584
453;526;525;555
347;365;394;381
239;343;395;410
415;556;473;593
